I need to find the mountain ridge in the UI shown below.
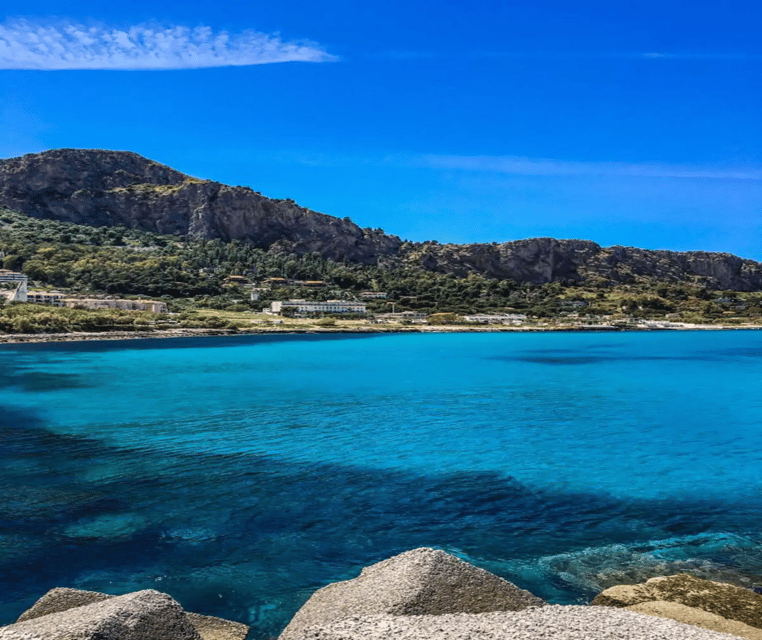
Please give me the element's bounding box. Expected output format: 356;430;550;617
2;148;761;290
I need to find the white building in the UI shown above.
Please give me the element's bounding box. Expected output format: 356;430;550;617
0;270;28;302
463;313;527;324
373;311;427;323
359;291;387;299
270;299;366;315
26;291;67;307
62;298;168;313
250;288;268;302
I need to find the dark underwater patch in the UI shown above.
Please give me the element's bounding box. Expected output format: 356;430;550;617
513;355;611;365
0;356;90;391
15;371;89;392
0;332;385;354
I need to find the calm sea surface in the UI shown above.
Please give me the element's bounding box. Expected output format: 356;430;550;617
1;330;761;637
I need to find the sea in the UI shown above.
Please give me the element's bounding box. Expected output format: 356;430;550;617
1;330;761;638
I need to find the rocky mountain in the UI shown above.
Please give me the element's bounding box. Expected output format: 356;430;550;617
403;238;762;291
0;149;402;264
2;148;761;290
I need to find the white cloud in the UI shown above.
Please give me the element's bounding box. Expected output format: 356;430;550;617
408;154;762;181
0;19;337;70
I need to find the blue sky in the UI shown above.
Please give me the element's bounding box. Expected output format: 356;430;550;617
1;1;761;259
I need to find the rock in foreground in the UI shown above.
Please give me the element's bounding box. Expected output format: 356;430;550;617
593;574;762;629
628;601;762;640
13;587;248;640
292;606;744;640
279;547;544;640
0;590;199;640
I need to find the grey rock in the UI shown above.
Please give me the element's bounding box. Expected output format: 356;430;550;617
279;547;544;640
404;239;762;290
0;589;199;640
16;588;112;622
15;587;248;640
291;606;744;640
184;612;250;640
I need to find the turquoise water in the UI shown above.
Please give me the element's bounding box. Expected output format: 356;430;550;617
1;330;761;637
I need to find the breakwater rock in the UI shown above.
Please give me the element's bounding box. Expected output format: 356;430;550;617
290;607;744;640
279;547;545;640
0;590;198;640
626;602;762;640
593;573;762;637
0;588;248;640
4;550;762;640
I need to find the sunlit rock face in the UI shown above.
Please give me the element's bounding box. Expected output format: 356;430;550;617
592;573;762;630
279;548;545;640
2;148;762;289
0;590;200;640
0;149;403;264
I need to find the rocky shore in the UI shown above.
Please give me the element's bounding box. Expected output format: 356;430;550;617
1;321;761;346
3;548;762;640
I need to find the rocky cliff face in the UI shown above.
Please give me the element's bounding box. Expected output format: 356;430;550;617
2;148;761;290
402;239;762;290
0;149;402;264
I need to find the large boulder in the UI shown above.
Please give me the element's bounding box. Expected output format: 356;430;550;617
14;587;248;640
279;547;544;640
16;588;113;622
290;606;743;640
592;574;762;629
0;589;199;640
628;601;762;640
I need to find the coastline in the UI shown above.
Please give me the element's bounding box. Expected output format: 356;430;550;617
1;321;761;345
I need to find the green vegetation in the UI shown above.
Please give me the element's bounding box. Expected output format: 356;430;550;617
1;207;761;333
0;303;167;334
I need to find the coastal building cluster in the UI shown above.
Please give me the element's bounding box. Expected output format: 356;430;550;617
265;302;433;323
1;269;167;313
462;313;527;324
27;291;167;313
373;311;427;323
269;299;367;315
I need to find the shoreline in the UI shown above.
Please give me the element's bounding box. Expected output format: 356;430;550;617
1;322;761;345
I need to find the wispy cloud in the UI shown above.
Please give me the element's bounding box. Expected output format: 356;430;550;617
407;154;762;181
637;52;758;61
0;19;337;70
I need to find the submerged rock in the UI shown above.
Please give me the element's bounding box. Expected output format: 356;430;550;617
0;589;199;640
13;587;248;640
593;574;762;629
279;547;544;640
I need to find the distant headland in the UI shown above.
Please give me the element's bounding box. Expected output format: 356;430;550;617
1;149;761;338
